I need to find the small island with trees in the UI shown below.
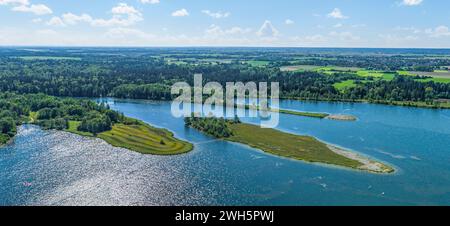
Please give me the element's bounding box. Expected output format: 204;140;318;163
185;115;394;174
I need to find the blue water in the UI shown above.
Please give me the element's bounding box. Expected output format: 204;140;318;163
1;99;450;206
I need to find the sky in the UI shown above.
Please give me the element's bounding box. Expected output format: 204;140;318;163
0;0;449;48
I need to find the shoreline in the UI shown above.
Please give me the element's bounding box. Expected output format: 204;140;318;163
326;145;395;174
185;118;395;174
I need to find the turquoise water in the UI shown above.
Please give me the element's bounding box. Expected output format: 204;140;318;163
1;99;450;205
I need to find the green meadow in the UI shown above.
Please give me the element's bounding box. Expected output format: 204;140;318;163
66;121;193;155
333;80;357;91
397;70;450;84
246;60;270;67
226;123;393;173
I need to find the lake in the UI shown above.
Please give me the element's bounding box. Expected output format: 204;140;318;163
1;98;450;206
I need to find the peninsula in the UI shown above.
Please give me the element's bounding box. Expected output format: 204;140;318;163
0;93;192;155
185;116;394;174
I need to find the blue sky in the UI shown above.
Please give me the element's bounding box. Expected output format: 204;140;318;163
0;0;449;47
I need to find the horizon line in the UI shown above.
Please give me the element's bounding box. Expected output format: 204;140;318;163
1;45;450;50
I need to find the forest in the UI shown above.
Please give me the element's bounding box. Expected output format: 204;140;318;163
0;47;449;108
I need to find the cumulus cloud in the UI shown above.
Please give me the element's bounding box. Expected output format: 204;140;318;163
327;8;348;19
61;13;92;25
402;0;423;6
172;8;189;17
46;16;66;27
11;3;51;15
46;3;142;27
202;10;230;19
140;0;160;4
1;0;52;15
256;20;279;38
205;24;251;37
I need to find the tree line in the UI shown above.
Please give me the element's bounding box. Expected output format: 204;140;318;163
0;50;449;107
0;92;130;144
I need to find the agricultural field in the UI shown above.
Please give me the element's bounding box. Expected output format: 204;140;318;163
333;80;358;91
246;60;270;67
398;70;450;84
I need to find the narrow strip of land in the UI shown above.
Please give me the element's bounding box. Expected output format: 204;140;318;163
185;116;394;174
239;104;357;121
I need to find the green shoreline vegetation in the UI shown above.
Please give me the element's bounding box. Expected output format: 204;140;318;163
185;116;394;174
0;93;192;155
239;104;356;121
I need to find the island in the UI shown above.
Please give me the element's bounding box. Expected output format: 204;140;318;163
239;104;357;120
0;93;192;155
185;116;394;174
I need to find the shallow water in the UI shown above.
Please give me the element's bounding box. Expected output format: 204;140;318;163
1;99;450;206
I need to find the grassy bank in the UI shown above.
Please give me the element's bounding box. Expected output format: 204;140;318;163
240;104;330;119
66;120;193;155
278;109;329;118
186;117;394;173
227;123;362;168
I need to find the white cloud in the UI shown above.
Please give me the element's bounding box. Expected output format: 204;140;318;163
327;8;348;19
202;10;230;19
426;26;450;37
4;0;52;15
62;13;92;25
91;3;142;27
47;3;142;27
334;23;343;28
285;19;294;25
172;8;189;17
256;20;279;38
46;16;65;27
402;0;423;6
0;0;29;5
111;3;141;15
140;0;160;4
205;24;251;36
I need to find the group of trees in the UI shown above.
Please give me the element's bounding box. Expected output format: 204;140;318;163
0;92;128;144
77;112;113;135
184;115;238;138
110;84;172;100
